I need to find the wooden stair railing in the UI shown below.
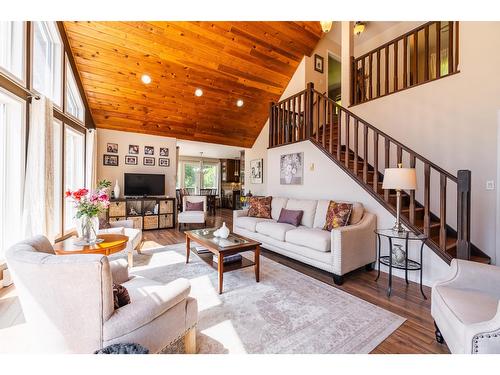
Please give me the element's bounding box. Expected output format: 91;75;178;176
351;21;460;106
269;82;488;265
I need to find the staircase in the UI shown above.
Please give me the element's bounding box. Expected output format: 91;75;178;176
268;82;490;264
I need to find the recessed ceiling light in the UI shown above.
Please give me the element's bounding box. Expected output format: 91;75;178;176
195;88;203;97
236;99;244;107
141;74;152;84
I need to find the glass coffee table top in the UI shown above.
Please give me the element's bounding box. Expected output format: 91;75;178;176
189;228;250;248
374;228;427;241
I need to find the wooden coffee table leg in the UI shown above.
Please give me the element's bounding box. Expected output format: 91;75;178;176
186;236;190;263
255;245;260;282
218;253;224;294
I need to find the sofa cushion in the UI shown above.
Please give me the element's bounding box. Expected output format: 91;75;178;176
285;199;317;227
285;227;331;252
234;216;274;232
248;196;272;219
277;208;303;227
323;201;353;231
255;221;296;241
185;201;203;211
313;200;364;228
99;227;125;235
271;197;288;220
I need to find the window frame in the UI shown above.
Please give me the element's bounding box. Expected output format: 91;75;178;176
0;21;91;244
0;21;27;85
64;57;85;123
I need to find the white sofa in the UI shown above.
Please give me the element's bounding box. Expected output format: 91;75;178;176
99;219;142;267
432;259;500;353
233;197;377;284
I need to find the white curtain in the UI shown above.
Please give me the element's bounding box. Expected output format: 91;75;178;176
21;96;55;241
85;128;97;189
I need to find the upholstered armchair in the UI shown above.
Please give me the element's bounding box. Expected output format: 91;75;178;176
432;259;500;353
178;195;207;230
5;236;198;354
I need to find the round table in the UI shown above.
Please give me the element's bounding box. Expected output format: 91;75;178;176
374;228;428;299
53;234;129;256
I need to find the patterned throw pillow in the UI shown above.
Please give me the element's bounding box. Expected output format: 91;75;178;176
99;217;111;229
113;282;131;309
323;201;353;231
248;196;272;219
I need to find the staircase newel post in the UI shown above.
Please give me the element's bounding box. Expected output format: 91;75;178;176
456;169;471;260
269;102;275;148
306;82;314;139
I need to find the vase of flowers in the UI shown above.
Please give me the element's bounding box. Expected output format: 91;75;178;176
65;180;111;245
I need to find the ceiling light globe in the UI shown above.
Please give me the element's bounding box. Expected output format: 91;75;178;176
141;74;152;84
236;99;244;107
195;88;203;97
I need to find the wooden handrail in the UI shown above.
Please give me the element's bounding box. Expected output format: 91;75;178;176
352;21;460;106
269;82;473;263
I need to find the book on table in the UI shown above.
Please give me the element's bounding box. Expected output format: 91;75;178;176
195;246;210;254
212;254;242;264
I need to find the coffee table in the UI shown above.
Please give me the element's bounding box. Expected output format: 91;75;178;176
53;234;131;265
185;228;261;294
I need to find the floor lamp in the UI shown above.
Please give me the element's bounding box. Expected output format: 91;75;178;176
382;164;417;232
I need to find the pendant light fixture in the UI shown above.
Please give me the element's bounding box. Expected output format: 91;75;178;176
320;21;333;33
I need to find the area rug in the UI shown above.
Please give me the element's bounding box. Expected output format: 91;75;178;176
122;243;405;354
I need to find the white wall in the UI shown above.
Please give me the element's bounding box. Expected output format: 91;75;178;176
349;22;500;262
97;129;177;198
244;57;307;195
267;140;450;286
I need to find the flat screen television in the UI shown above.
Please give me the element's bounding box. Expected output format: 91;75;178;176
124;173;165;197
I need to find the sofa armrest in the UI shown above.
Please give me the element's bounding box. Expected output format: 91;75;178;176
465;301;500;353
233;209;249;220
109;259;129;284
435;259;500;298
109;220;134;229
330;212;377;275
103;278;191;341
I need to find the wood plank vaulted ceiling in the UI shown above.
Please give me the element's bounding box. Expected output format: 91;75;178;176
63;21;323;148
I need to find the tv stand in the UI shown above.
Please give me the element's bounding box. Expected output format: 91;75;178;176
106;197;176;230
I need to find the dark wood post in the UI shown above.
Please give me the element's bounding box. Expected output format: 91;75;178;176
456;169;471;260
306;82;314;139
268;102;275;147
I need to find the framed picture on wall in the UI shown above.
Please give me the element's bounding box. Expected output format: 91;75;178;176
103;154;119;166
250;159;263;184
144;146;154;155
314;54;324;73
106;143;118;153
143;157;155;166
128;144;139;154
125;155;138;165
159;158;170;167
280;152;303;185
159;147;169;156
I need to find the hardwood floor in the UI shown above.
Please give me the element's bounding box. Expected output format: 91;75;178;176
0;208;450;354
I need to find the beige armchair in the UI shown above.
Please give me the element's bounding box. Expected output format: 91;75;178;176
178;195;207;230
5;235;198;354
432;259;500;353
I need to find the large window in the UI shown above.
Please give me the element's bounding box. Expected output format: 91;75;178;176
32;21;62;106
0;21;25;82
65;60;84;121
0;89;25;259
179;159;219;194
63;126;85;232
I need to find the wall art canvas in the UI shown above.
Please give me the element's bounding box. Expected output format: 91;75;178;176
250;159;263;184
280;152;303;185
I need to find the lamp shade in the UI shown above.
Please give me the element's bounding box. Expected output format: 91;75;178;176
382;168;417;190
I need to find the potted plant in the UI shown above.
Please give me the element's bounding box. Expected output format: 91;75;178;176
65;180;111;244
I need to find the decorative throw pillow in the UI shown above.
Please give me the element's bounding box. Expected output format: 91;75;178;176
99;217;111;229
277;208;303;227
186;201;204;211
323;201;353;231
248;196;272;218
113;283;131;309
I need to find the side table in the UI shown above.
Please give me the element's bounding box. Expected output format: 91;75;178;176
374;229;428;299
